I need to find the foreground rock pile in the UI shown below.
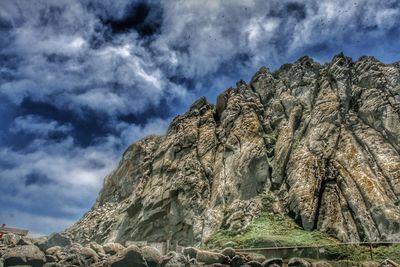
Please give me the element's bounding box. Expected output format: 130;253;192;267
66;54;400;246
1;233;399;267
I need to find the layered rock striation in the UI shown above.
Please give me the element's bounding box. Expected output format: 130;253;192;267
65;54;400;246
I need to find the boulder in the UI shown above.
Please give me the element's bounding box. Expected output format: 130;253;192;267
103;242;125;256
141;246;163;267
2;244;46;267
17;237;32;246
196;250;228;265
242;253;266;263
89;241;105;254
221;247;236;258
78;246;98;260
45;255;58;263
230;254;245;267
288;258;311;267
262;258;283;267
311;261;332;267
35;233;70;252
45;233;71;249
59;253;80;266
45;246;62;256
108;245;148;267
161;251;188;267
247;260;263;267
182;247;198;260
2;233;20;247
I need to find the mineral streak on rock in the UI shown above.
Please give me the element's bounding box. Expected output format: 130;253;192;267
65;54;400;245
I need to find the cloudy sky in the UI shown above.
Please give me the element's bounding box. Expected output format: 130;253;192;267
0;0;399;236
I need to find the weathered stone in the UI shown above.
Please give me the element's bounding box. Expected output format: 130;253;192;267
288;257;311;267
141;245;163;267
221;247;235;258
78;246;98;261
16;238;32;246
89;241;105;254
2;245;46;267
65;55;400;245
247;260;263;267
196;250;228;265
311;261;332;267
262;258;283;267
2;233;20;247
40;233;71;251
45;254;57;263
230;254;246;267
45;246;61;256
103;242;125;255
183;247;198;260
107;245;148;267
242;253;266;263
161;251;189;267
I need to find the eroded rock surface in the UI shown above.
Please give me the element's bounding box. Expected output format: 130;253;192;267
65;54;400;245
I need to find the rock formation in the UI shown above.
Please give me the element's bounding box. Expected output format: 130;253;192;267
65;54;400;246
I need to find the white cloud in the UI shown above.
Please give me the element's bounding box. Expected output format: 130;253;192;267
11;115;73;136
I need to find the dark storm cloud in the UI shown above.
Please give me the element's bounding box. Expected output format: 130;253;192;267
104;1;163;37
0;0;399;235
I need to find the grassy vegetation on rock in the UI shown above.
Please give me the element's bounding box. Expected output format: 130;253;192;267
205;192;400;263
205;192;338;249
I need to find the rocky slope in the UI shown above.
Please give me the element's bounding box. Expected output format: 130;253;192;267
65;54;400;246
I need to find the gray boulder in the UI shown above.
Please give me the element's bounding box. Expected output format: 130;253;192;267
243;253;266;263
36;233;70;252
2;244;46;267
182;247;198;260
230;254;245;267
89;241;105;254
141;246;163;267
103;242;125;256
247;260;263;267
2;233;20;247
288;257;311;267
108;245;148;267
221;247;236;258
46;233;71;248
45;254;58;263
196;250;228;265
161;251;189;267
45;246;61;256
262;258;283;267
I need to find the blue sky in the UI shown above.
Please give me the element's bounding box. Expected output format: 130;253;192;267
0;0;399;236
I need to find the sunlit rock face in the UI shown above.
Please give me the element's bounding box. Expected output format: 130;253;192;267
65;54;400;245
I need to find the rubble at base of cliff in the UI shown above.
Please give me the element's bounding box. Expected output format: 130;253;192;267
1;233;399;267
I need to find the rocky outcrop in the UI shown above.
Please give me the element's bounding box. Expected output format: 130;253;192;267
65;54;400;246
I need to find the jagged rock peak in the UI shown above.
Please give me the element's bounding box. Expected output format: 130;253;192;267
65;54;400;246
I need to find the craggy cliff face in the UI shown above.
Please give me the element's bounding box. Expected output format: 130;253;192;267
66;54;400;246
